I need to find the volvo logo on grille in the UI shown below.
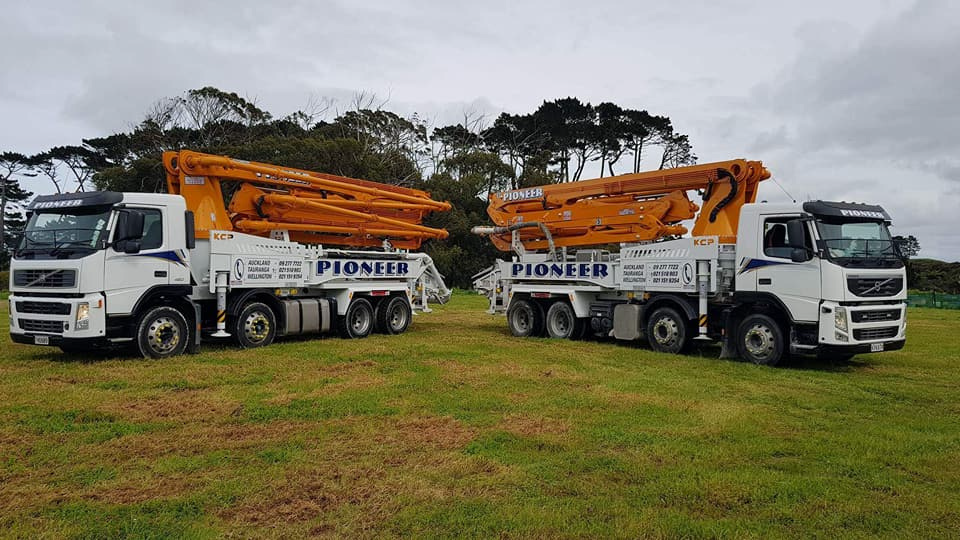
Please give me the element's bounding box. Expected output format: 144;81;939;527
861;277;894;296
25;270;64;288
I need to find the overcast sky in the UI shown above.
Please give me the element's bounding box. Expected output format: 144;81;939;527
2;0;958;260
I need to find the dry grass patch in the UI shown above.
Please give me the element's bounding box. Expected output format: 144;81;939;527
499;414;571;438
83;474;203;505
98;389;240;423
96;420;312;460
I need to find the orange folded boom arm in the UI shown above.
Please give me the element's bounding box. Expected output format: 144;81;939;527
484;159;770;251
164;150;451;249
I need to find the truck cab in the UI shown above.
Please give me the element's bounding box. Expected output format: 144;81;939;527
9;191;194;352
732;200;906;361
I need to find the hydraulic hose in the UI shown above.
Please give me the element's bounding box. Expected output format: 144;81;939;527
471;222;557;258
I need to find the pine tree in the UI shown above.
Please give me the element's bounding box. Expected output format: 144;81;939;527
0;152;34;269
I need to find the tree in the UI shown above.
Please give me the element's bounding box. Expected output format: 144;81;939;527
621;110;669;173
0;152;33;269
431;124;482;172
594;102;626;177
893;235;921;259
658;133;697;169
543;97;596;182
321;109;430;182
46;145;105;192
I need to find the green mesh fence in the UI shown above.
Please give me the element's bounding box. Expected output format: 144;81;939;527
908;291;960;309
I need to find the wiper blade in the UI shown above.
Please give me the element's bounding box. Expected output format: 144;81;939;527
49;240;96;257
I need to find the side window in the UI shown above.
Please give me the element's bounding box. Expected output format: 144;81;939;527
763;217;810;259
139;209;163;250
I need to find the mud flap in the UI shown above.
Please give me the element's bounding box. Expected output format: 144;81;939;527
188;301;202;354
719;335;738;359
718;308;737;359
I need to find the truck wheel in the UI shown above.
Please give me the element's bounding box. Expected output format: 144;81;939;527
507;298;544;338
376;296;412;335
737;314;785;366
339;297;374;339
646;307;689;354
545;301;578;339
232;302;277;349
135;306;189;359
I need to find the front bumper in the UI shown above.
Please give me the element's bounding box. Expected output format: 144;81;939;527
818;339;905;356
9;293;107;345
818;300;907;350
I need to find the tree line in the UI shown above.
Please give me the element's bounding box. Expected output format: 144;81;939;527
0;88;696;284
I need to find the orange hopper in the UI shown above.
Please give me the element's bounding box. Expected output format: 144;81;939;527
164;150;451;250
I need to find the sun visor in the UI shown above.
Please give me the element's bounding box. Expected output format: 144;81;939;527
802;200;891;221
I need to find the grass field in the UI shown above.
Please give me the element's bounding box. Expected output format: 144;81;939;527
0;293;958;538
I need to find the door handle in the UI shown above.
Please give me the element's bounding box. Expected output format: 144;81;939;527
154;271;168;278
759;278;772;285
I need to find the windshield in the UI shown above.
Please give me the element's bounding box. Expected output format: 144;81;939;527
815;219;903;268
16;208;112;259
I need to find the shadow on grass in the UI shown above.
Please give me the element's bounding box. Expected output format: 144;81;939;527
489;322;877;372
38;346;139;364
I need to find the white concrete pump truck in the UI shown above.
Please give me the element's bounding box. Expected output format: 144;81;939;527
472;159;906;366
9;151;451;358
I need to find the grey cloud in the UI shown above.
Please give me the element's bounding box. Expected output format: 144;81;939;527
763;0;960;163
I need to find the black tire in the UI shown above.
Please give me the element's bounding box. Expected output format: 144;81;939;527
376;296;412;335
545;301;579;339
339;297;374;339
232;301;277;349
506;298;544;338
646;307;690;355
737;313;785;366
135;306;189;359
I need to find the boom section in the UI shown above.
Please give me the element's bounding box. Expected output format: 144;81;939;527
485;159;769;251
164;150;451;249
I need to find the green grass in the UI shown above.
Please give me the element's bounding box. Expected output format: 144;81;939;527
0;294;958;538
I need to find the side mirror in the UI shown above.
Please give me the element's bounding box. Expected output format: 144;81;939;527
790;248;810;263
786;219;806;249
123;240;142;254
184;210;196;249
117;210;145;242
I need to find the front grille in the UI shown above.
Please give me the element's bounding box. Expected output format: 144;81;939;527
853;326;899;341
19;319;66;333
16;301;71;315
13;269;77;288
852;309;901;323
847;276;903;297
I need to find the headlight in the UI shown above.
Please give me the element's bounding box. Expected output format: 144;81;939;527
76;302;90;330
834;306;847;332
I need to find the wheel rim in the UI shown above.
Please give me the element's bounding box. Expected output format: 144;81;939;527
388;302;408;331
652;317;680;347
550;309;571;336
351;307;371;335
513;306;532;332
744;323;775;361
243;311;271;344
147;316;180;355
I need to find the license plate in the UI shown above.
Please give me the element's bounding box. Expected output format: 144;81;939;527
34;335;50;345
870;342;884;352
